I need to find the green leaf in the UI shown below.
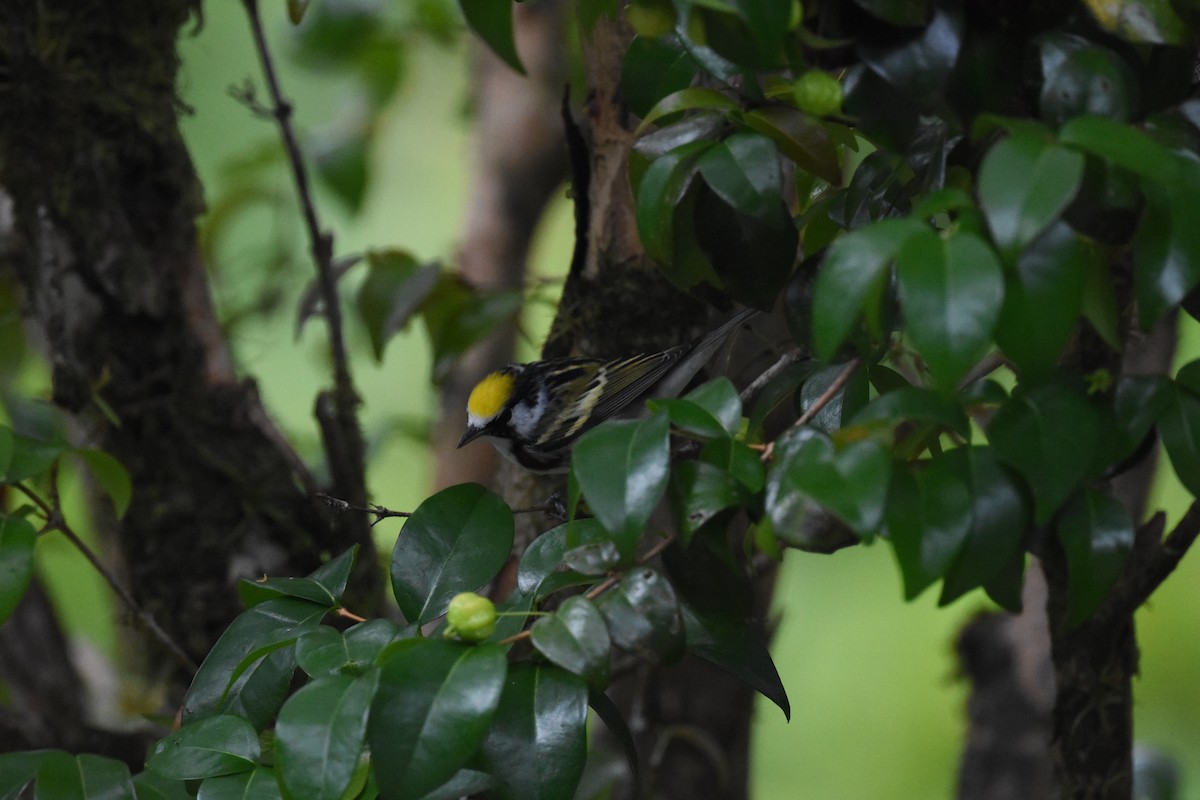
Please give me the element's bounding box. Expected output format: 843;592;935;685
988;381;1101;522
239;547;357;609
368;639;505;800
31;752;133;800
1132;174;1200;327
680;603;790;720
571;415;670;558
693;184;798;308
516;518;617;599
767;427;891;538
696;131;782;222
850;386;970;438
390;483;513;625
195;768;284;800
416;770;497;800
1038;34;1137;125
700;437;765;492
587;688;640;781
1083;0;1189;44
635;141;712;263
311;126;369;213
1160;381;1200;496
741;107;842;184
131;769;193;800
0;513;36;626
596;567;684;663
978;132;1084;265
939;448;1030;605
276;671;379;800
295;619;404;677
356;251;438;361
634;87;738;135
994;222;1090;379
811;218;925;361
851;0;931;26
421;278;524;381
148;715;260;781
896;229;1005;391
459;0;524;74
859;4;963;106
531;596;612;690
182;597;328;724
74;449;132;519
669;461;750;545
1057;489;1133;626
0;751;49;799
621;34;701;120
1;428;64;483
478;664;589;800
885;455;973;600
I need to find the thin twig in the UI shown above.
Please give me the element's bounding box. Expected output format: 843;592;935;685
241;0;365;503
318;492;565;525
759;358;861;463
15;482;199;675
739;349;805;406
1108;500;1200;619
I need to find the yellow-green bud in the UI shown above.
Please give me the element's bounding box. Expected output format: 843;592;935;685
444;592;497;642
793;71;843;117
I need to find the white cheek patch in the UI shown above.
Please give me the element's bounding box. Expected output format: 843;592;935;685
511;386;549;438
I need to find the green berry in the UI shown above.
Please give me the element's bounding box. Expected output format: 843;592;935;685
444;592;497;642
793;71;843;117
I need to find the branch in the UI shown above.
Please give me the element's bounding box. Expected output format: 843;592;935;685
1107;500;1200;619
739;349;805;406
15;482;198;675
241;0;365;503
758;358;861;463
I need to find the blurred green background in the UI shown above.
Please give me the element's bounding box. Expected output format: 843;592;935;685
32;5;1200;798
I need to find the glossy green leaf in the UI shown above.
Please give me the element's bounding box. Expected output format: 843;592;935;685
240;547;357;609
478;664;589;800
1057;115;1178;182
356;250;438;361
296;619;403;677
459;0;524;74
148;715;260;780
516;518;616;599
571;414;670;558
391;483;513;625
1132;174;1200;327
531;596;611;690
939;448;1030;605
1;428;64;483
1083;0;1189;44
885;455;973;600
634;87;738;136
988;381;1102;522
74;449;131;519
560;541;622;577
979;133;1084;265
1038;34;1136;125
195;768;284;800
1160;381;1200;496
700;437;766;492
635;141;712;263
0;513;36;626
684;377;743;434
182;597;327;723
0;751;48;799
859;5;963;106
741;107;842;184
896;229;1005;391
767;427;891;538
653;398;730;439
31;751;132;800
696;132;782;221
368;639;505;800
994;222;1090;379
1057;489;1133;626
417;770;497;800
622;34;701;120
277;671;379;800
596;567;684;662
587;688;640;782
670;461;749;545
811;218;925;361
131;769;193;800
680;603;790;720
850;386;970;437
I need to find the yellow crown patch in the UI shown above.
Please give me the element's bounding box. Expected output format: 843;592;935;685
467;371;515;418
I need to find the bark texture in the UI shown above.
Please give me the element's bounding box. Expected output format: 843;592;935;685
0;0;381;727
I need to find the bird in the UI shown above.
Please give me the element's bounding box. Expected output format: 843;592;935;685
457;309;758;472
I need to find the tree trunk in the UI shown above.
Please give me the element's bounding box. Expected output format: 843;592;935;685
0;0;381;718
